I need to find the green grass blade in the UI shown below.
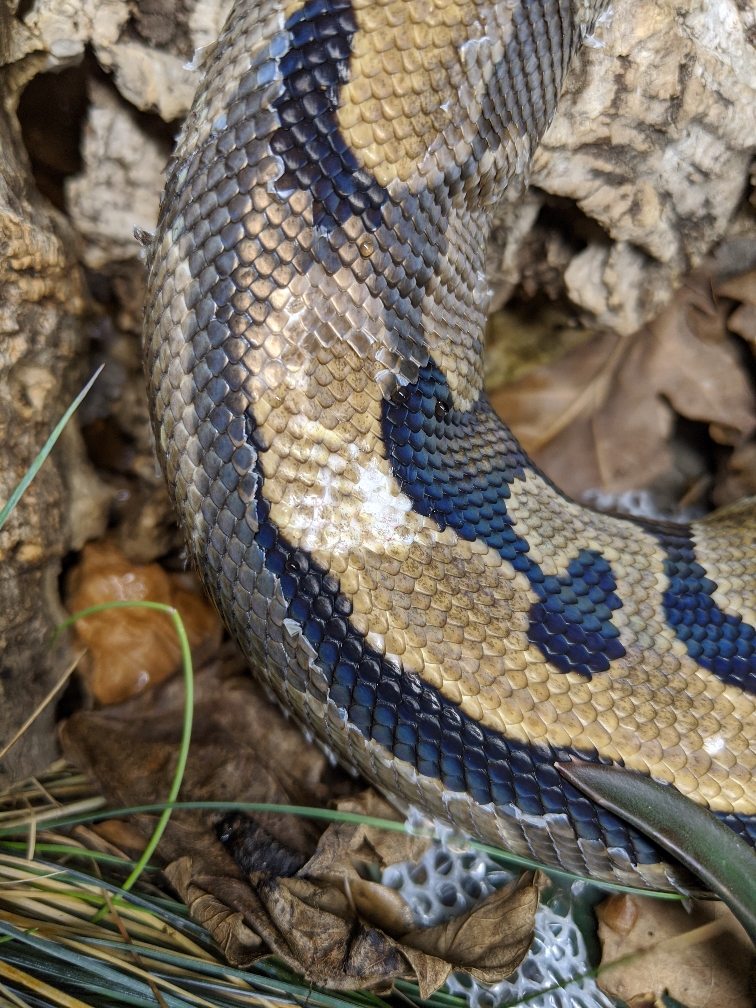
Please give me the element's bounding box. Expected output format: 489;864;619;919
558;761;756;944
0;842;156;871
0;366;104;534
0;800;685;900
53;601;194;919
0;921;195;1008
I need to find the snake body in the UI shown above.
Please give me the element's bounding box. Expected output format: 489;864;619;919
144;0;756;890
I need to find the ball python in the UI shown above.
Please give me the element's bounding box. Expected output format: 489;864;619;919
144;0;756;892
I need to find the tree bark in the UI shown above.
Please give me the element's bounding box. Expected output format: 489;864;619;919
0;17;94;785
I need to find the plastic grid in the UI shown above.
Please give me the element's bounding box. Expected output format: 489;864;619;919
382;842;615;1008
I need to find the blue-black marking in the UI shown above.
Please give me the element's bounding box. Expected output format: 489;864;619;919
210;406;756;875
245;491;663;864
380;362;626;678
655;527;756;694
271;0;386;232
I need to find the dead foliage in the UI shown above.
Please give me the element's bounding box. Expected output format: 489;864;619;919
595;893;754;1008
65;537;222;704
59;654;537;993
489;265;756;511
710;267;756;506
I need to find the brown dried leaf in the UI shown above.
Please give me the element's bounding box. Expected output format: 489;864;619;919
73;821;147;861
349;877;417;936
717;268;756;348
65;537;222;704
624;995;657;1008
166;857;265;968
712;443;756;508
257;790;535;988
716;268;756;307
301;790;432;887
60;649;333;865
596;894;754;1008
63;670;536;991
165;848;426;992
166;794;536;993
490;267;756;501
707;267;756;506
727;302;756;345
255;874;410;992
400;874;537;983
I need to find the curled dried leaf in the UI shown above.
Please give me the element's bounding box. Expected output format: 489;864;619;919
166;791;536;995
490;266;756;507
65;537;222;703
167;856;265;968
62;660;536;993
348;877;416;937
399;873;537;983
718;268;756;351
716;269;756;309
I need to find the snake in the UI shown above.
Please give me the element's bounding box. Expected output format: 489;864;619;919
143;0;756;892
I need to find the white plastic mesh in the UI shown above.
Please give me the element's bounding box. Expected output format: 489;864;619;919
382;843;615;1008
382;845;515;927
446;900;616;1008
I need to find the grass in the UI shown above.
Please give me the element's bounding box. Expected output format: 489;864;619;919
0;766;462;1008
53;602;194;914
0;367;104;536
0;760;705;1008
1;769;717;1008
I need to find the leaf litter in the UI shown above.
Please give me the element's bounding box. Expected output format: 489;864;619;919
58;654;538;996
488;263;756;517
595;894;753;1008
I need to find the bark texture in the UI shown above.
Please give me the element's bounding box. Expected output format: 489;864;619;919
0;10;104;785
488;0;756;329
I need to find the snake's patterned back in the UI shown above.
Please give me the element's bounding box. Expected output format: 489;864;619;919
144;0;756;890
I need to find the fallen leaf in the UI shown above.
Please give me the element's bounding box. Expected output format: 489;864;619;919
617;995;694;1008
60;647;335;865
717;267;756;349
348;877;417;936
166;857;266;967
625;995;657;1008
596;894;754;1008
71;821;146;861
657;994;694;1008
706;267;756;506
399;874;537;983
65;537;222;703
490;266;756;505
250;872;413;993
166;790;536;994
300;790;433;889
712;442;756;508
728;301;756;344
61;658;537;992
716;268;756;312
484;304;595;391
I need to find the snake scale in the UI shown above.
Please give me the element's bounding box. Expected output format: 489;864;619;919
143;0;756;891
